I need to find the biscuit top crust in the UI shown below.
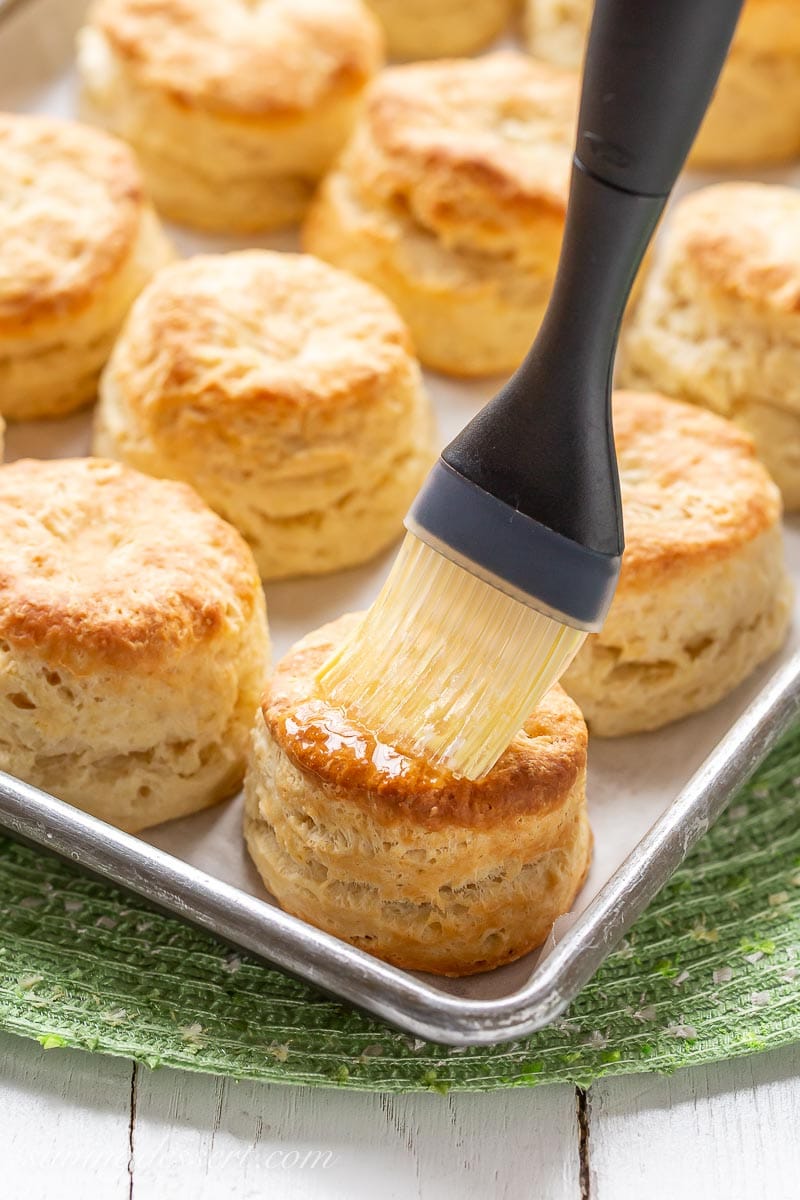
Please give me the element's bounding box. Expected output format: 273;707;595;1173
345;53;577;252
0;113;144;333
613;391;782;588
667;183;800;314
108;251;417;415
262;615;587;829
86;0;384;117
0;458;262;674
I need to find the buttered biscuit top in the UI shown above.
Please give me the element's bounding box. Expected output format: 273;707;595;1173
244;615;592;976
265;624;586;815
0;112;171;420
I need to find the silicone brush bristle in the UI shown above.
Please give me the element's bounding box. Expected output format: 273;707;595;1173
316;533;586;780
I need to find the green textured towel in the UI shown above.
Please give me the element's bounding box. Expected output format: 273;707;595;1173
1;723;799;1093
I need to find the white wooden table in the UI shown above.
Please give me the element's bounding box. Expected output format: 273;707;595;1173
2;1032;799;1199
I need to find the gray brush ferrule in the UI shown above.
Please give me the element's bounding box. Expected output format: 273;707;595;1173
405;460;621;634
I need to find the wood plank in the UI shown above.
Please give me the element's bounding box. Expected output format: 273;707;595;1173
0;1031;133;1200
588;1046;800;1200
130;1066;581;1200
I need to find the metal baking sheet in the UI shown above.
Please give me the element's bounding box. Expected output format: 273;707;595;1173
1;0;800;1045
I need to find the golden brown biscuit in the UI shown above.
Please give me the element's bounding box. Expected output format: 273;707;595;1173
561;391;792;737
0;457;270;831
0;112;172;421
77;0;384;232
244;614;592;977
620;183;800;509
364;0;514;59
525;0;800;166
93;251;436;580
303;53;578;376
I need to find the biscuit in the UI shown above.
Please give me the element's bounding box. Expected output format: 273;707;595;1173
303;54;578;377
524;0;800;166
77;0;384;232
0;457;270;832
93;251;436;580
620;183;800;510
0;113;172;422
560;391;792;737
244;615;591;977
364;0;514;59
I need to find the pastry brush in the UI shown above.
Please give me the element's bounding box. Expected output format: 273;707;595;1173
318;0;744;779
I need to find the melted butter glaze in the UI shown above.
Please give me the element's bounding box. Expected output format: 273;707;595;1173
262;616;588;828
281;700;443;789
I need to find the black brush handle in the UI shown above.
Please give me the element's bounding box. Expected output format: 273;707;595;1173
443;0;743;558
